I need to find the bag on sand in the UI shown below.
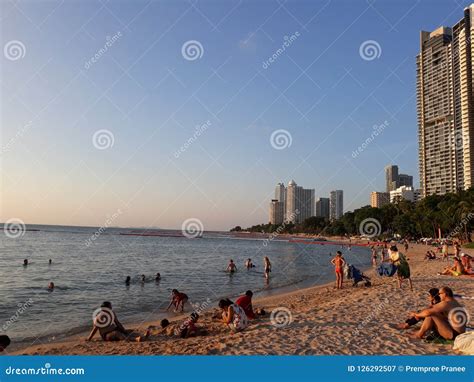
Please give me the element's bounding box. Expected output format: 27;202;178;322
453;331;474;355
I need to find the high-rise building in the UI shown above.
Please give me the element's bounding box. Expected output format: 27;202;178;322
269;199;284;225
398;174;414;188
370;192;390;208
417;5;474;197
390;186;415;203
316;197;330;219
329;190;343;221
385;165;399;192
285;180;315;223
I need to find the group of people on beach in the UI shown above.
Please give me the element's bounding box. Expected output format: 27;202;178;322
86;289;262;342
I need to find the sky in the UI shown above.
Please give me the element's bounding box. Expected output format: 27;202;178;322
0;0;469;230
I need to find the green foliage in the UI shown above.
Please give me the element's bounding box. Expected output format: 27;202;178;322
234;189;474;241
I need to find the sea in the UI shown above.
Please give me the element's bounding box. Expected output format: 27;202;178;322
0;224;371;346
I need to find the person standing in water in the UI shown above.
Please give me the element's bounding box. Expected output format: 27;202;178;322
331;251;345;289
245;258;254;269
264;256;271;280
226;259;237;274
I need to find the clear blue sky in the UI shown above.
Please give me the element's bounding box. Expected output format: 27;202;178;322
1;0;468;230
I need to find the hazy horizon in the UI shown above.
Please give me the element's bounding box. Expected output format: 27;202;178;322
1;0;467;230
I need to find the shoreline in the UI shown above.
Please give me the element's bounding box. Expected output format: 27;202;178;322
9;242;474;355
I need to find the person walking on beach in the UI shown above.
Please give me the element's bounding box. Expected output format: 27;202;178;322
409;287;466;340
331;251;345;289
166;289;188;312
263;256;271;280
226;259;237;274
389;245;413;291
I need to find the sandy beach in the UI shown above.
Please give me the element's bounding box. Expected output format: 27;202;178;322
10;243;473;355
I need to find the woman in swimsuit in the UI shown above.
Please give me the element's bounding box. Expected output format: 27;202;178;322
264;256;271;280
166;289;188;312
331;251;345;289
218;299;248;332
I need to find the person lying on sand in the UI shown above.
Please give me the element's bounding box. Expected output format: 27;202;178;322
235;290;256;319
439;257;466;276
218;298;248;332
86;301;133;342
0;335;11;352
408;287;467;340
166;289;188;312
396;288;440;329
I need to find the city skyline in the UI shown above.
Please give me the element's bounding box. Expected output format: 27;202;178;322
2;1;469;230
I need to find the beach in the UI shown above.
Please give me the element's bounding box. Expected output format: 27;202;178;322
9;242;473;355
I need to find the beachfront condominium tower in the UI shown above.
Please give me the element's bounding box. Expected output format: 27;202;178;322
329;190;343;221
269;199;285;225
385;165;399;192
274;182;286;212
370;191;390;208
417;4;474;197
285;180;315;223
316;197;330;219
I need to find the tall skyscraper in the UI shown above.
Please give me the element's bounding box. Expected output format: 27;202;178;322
329;190;343;221
285;180;315;223
398;174;414;188
269;199;284;225
370;192;390;208
417;5;474;197
385;165;399;192
316;197;330;219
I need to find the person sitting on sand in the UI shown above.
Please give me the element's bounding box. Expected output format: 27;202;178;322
236;290;256;319
226;259;237;274
245;258;254;269
389;245;413;291
409;286;466;340
331;251;345;289
125;276;131;286
0;335;11;352
155;273;161;282
218;299;248;332
397;288;440;329
440;257;465;276
461;253;472;273
175;312;207;338
425;251;436;260
86;301;130;342
166;289;188;312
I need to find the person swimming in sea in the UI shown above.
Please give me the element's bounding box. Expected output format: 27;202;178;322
245;258;254;269
48;281;55;291
141;274;146;283
125;276;131;286
226;259;237;274
49;259;52;265
155;273;161;282
23;259;28;266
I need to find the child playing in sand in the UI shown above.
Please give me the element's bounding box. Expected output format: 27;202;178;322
166;289;188;312
331;251;345;289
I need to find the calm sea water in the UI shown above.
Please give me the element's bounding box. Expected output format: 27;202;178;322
0;225;370;345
